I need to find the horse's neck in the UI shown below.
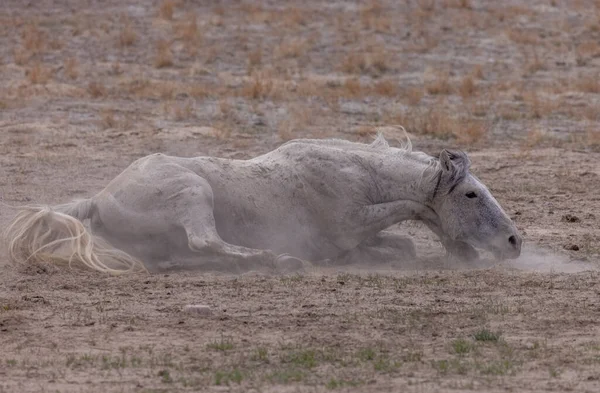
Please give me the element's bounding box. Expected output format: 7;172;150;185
364;153;435;205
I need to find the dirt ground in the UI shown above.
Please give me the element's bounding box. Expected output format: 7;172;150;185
1;0;600;392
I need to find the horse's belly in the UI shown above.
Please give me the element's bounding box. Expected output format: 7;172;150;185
212;205;337;260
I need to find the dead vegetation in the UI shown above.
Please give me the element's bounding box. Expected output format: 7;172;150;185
25;62;51;84
159;0;176;20
576;41;600;66
242;73;275;100
523;92;556;119
276;38;310;59
573;72;600;94
176;12;202;55
22;22;44;53
100;109;118;129
64;57;79;79
458;75;477;99
521;126;548;149
99;109;132;130
118;18;137;47
404;87;424;106
340;45;391;76
524;51;546;76
154;39;174;68
13;47;31;66
247;46;262;74
3;1;599;150
360;0;393;33
163;99;195;121
87;81;107;98
340;52;368;74
472;65;484;80
373;79;398;97
506;29;539;46
386;104;487;144
278;104;313;141
425;71;452;95
587;127;600;150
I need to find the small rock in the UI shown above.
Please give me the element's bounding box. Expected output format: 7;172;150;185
564;244;580;251
561;214;580;223
251;115;266;126
525;342;535;350
183;305;212;316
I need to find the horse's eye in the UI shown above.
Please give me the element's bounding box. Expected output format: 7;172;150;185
466;191;477;199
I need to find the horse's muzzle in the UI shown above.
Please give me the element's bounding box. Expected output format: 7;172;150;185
494;232;522;260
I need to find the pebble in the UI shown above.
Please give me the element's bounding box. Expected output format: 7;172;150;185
525;342;535;350
183;305;212;316
562;214;580;223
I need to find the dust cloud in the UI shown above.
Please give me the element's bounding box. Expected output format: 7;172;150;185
506;245;596;273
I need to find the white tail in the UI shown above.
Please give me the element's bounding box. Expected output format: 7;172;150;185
4;199;145;274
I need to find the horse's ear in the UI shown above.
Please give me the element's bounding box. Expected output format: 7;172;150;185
439;149;471;175
439;149;455;173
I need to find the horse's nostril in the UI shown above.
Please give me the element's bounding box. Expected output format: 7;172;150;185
508;235;517;247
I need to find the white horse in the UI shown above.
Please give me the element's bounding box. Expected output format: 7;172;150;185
5;134;522;274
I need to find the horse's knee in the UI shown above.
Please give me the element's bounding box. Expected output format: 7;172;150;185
275;254;308;273
187;235;221;253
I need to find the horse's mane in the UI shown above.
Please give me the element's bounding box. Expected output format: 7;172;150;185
368;131;471;199
369;126;412;153
368;128;436;167
280;126;414;156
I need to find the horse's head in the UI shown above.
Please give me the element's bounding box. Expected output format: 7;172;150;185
430;150;522;260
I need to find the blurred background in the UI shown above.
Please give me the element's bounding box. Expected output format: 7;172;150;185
1;0;599;158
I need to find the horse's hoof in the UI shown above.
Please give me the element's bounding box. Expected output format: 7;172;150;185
275;254;305;273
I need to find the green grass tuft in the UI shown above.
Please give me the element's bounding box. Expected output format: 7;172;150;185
207;337;234;351
473;329;501;342
215;369;243;385
451;338;474;354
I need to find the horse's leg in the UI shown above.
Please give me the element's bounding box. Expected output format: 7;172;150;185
364;231;417;255
151;177;304;274
351;201;478;262
328;231;416;266
351;200;430;236
419;216;479;262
